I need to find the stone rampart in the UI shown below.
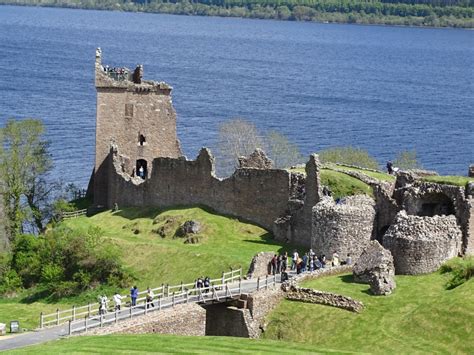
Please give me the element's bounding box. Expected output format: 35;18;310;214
285;285;363;312
246;252;274;279
383;211;462;274
107;147;291;231
312;195;376;259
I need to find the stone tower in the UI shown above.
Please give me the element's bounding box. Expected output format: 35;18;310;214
93;48;182;206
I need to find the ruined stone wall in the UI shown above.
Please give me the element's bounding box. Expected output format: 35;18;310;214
466;197;474;255
84;303;206;336
399;181;472;255
246;252;274;279
93;49;181;206
273;154;322;247
285;286;363;312
383;211;462;274
107;148;291;231
312;195;376;259
204;303;252;337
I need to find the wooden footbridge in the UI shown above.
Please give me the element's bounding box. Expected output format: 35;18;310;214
39;268;282;336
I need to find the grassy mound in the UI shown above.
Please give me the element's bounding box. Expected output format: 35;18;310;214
290;167;373;199
326;163;396;182
0;207;292;330
423;175;473;187
9;334;345;354
263;272;473;353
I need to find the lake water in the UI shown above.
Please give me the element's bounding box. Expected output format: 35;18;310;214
0;5;472;187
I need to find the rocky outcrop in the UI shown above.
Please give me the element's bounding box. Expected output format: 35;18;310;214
312;195;376;259
284;285;363;313
176;220;201;237
247;252;274;279
383;211;462;274
238;149;274;169
353;240;396;295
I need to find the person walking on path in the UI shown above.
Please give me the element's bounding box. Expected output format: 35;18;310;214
130;286;138;307
292;250;299;270
113;292;123;311
282;252;288;271
146;287;155;309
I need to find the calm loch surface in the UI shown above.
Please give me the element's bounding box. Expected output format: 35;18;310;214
0;5;473;185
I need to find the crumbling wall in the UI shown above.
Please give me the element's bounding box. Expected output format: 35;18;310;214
246;252;274;279
383;211;462;274
273;154;322;247
285;286;363;312
312;195;376;259
107;147;291;231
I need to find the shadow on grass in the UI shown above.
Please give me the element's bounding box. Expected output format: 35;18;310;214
339;274;373;295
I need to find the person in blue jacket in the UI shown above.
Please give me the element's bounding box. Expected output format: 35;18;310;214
130;286;138;307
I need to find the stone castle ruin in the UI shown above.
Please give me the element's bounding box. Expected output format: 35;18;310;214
91;50;474;275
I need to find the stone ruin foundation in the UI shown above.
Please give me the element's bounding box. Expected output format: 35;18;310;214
383;211;462;275
312;195;376;259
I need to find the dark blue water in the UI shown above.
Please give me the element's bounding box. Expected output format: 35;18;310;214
0;5;473;186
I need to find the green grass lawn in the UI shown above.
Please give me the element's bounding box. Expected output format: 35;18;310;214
62;206;293;288
0;207;295;331
423;175;473;187
8;334;348;354
326;163;396;182
263;272;473;353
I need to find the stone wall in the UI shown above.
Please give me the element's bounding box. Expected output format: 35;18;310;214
246;252;274;279
84;303;205;336
285;285;363;312
383;211;462;274
107;147;292;231
312;195;376;259
245;287;284;336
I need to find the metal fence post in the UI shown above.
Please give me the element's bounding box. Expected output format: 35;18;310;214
257;277;260;291
172;292;175;307
68;320;72;335
84;316;88;332
88;303;91;318
166;284;169;297
40;312;44;329
161;283;165;296
72;305;76;321
56;309;60;325
265;274;268;289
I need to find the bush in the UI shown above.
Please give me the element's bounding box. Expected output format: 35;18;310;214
319;146;379;170
3;226;133;298
393;150;421;170
439;257;474;289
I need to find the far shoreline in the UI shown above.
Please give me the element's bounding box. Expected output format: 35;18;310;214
0;2;473;30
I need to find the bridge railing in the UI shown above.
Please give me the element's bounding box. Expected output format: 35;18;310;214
40;267;242;329
59;209;87;220
67;273;278;335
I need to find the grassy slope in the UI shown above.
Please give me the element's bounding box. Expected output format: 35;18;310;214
62;207;292;288
9;334;349;354
0;207;293;331
423;175;473;187
327;163;396;182
263;272;474;353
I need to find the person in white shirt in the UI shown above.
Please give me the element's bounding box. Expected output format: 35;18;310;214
113;292;123;311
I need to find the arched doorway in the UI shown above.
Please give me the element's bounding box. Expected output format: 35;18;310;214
136;159;147;179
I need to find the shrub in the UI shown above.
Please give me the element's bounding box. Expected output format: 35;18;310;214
393;150;421;170
318;146;379;170
439;257;474;289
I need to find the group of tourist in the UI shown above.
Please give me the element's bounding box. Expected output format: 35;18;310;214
269;249;352;275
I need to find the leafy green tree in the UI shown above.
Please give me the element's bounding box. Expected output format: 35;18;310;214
318;146;379;170
393;150;421;170
0;119;53;237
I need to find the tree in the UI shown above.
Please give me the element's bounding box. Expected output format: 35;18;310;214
318;146;379;170
0;119;53;237
216;118;265;176
393;150;421;170
265;130;304;169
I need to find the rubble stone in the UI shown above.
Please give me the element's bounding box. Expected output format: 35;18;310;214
238;149;274;169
